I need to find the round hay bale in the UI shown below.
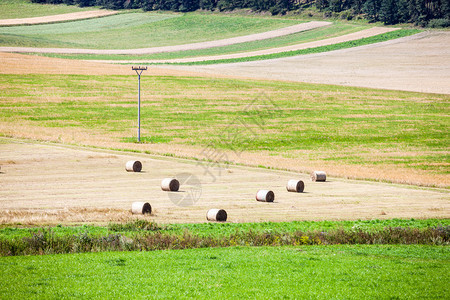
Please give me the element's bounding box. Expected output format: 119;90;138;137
206;209;227;222
125;160;142;172
286;179;304;193
131;202;151;214
256;190;275;202
311;171;326;182
161;178;180;191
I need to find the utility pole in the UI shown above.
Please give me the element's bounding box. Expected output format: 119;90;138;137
132;66;147;142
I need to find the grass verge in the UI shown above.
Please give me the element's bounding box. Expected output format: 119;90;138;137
1;219;449;256
0;245;448;298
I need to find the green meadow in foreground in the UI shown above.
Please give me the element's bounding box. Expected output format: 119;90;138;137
0;74;448;179
0;245;448;298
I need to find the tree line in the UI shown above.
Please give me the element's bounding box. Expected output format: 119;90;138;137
31;0;450;27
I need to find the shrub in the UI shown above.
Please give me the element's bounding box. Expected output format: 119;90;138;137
427;18;450;28
1;224;448;256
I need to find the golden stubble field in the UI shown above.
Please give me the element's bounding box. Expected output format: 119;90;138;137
1;140;448;225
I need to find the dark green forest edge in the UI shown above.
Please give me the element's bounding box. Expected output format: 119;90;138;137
32;0;450;27
1;219;449;256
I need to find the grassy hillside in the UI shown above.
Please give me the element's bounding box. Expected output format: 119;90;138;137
0;0;97;19
0;12;302;49
0;74;448;186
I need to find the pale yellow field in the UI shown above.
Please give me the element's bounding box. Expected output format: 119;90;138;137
1;140;448;225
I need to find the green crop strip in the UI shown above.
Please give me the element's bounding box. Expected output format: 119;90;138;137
165;29;420;65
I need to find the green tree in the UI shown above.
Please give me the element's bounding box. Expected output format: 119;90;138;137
397;0;410;23
380;0;398;24
363;0;381;21
315;0;329;10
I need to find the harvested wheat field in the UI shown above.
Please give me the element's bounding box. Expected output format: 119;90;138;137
0;139;448;225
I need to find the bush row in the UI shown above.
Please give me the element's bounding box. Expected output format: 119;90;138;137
1;222;448;256
30;0;450;27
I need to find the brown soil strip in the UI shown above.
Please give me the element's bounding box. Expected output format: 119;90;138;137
0;52;209;77
0;21;331;54
0;10;117;26
1;140;448;225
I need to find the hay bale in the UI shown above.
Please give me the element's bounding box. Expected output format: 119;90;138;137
206;209;227;222
131;202;152;214
286;179;304;193
256;190;274;202
125;160;142;172
161;178;180;191
311;171;326;182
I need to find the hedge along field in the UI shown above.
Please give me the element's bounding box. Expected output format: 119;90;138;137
0;73;448;186
2;219;448;241
0;12;303;49
0;0;96;20
1;219;449;256
0;246;448;298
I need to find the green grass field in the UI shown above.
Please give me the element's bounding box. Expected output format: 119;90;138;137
0;12;302;49
0;245;448;298
1;74;448;181
0;0;97;19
